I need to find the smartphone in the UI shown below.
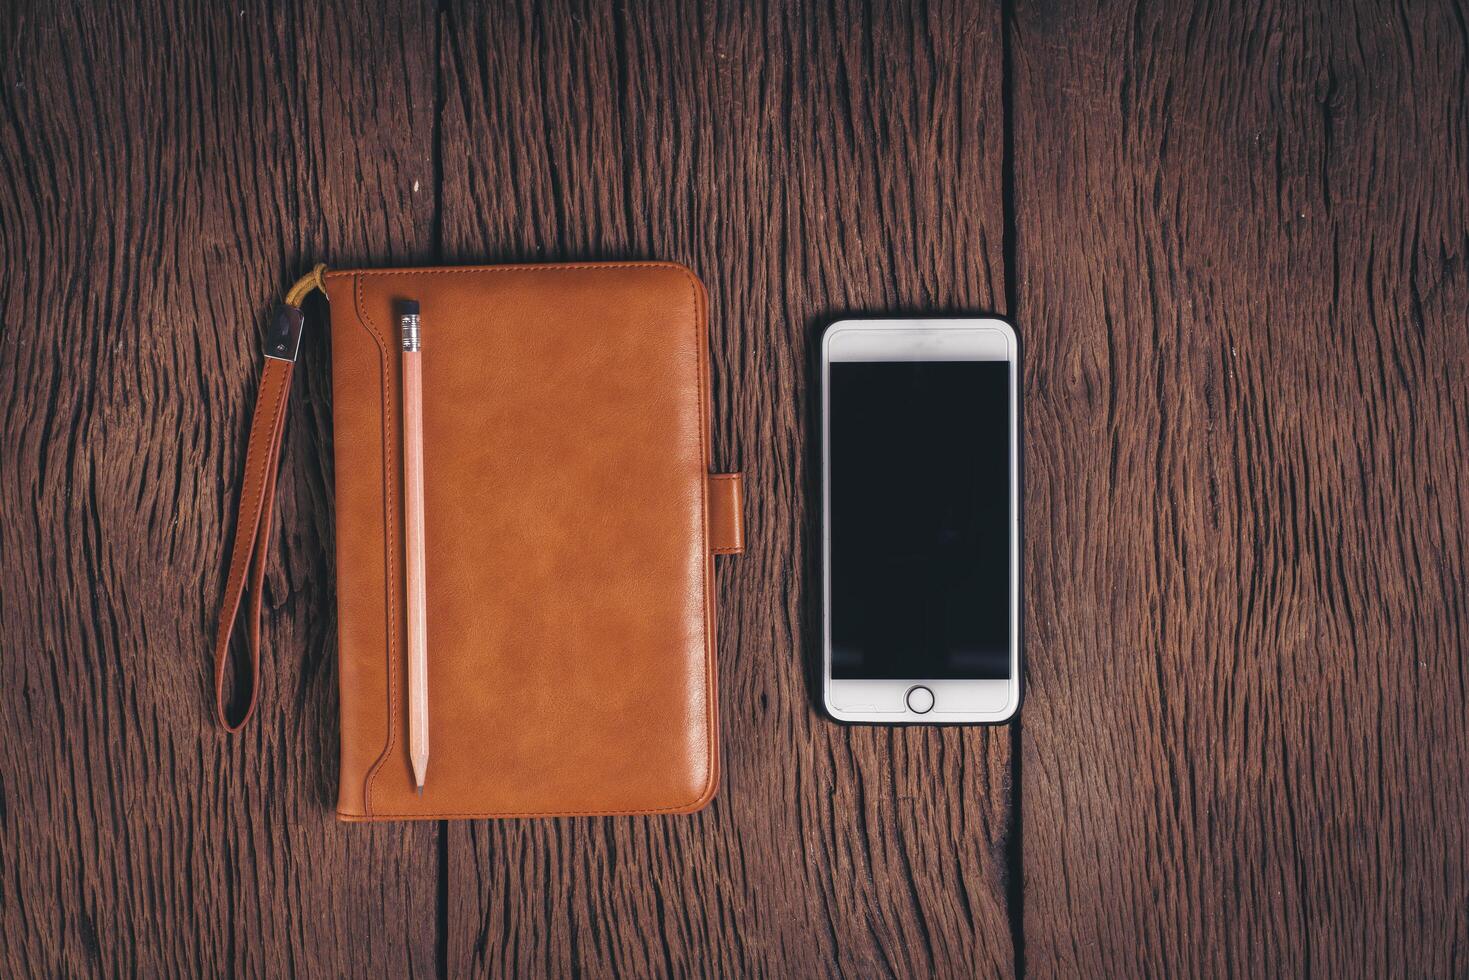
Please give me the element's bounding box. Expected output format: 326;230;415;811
821;318;1021;723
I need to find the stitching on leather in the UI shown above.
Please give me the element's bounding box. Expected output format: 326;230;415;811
218;364;285;632
344;262;690;277
355;273;398;816
336;801;708;819
242;374;293;707
336;263;718;815
686;265;718;810
214;362;287;711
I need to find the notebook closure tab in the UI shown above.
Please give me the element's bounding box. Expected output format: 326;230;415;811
707;473;745;555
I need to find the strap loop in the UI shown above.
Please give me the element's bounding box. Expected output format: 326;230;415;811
213;267;327;731
285;263;327;307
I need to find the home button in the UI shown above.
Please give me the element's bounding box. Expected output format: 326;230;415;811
906;686;935;714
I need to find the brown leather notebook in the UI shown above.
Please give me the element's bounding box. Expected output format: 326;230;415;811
212;262;744;821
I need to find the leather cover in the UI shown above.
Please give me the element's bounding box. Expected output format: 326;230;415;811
323;263;740;820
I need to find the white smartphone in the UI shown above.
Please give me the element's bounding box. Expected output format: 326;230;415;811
821;318;1021;724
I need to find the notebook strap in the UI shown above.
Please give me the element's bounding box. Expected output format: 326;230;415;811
213;266;326;732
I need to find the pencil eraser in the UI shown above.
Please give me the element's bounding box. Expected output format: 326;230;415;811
400;299;420;316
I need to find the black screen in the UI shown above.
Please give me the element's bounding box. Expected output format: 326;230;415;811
829;360;1011;679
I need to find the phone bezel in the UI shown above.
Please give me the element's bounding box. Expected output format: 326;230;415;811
821;317;1022;724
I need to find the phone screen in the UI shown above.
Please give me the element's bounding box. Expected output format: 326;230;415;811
829;360;1011;680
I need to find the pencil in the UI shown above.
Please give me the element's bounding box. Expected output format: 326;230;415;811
400;300;429;794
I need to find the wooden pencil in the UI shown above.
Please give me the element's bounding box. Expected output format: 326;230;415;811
400;300;429;794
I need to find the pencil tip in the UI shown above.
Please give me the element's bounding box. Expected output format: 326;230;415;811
416;785;423;797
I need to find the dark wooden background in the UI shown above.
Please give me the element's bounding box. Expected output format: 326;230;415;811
1;0;1465;976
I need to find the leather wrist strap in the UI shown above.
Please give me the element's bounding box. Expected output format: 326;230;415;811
213;266;326;732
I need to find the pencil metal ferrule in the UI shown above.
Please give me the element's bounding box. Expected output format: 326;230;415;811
400;313;421;352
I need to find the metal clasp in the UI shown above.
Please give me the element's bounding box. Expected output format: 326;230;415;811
264;305;306;362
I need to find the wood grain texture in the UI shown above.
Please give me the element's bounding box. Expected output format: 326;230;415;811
436;0;1014;976
1012;0;1469;975
6;0;1466;975
0;1;439;975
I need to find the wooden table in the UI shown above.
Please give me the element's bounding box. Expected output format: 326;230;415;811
3;1;1465;976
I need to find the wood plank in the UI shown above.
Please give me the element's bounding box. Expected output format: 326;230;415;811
0;1;439;974
1011;0;1469;974
437;0;1014;975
